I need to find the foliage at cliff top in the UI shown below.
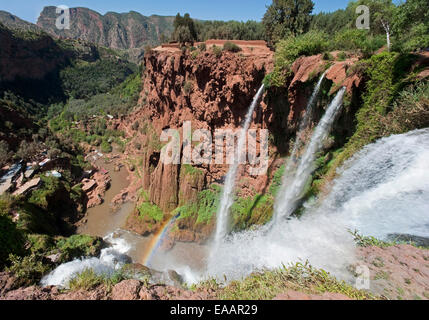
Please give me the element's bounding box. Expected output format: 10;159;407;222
265;0;428;88
171;13;198;46
310;0;428;53
194;20;265;42
263;0;315;46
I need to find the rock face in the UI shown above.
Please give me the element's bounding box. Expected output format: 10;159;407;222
126;48;274;208
0;279;216;301
119;47;365;243
85;170;111;208
37;7;175;53
110;280;142;300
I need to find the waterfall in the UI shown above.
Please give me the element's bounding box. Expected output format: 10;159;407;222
213;84;265;245
315;128;429;239
273;86;346;222
40;232;132;288
206;128;429;283
267;72;325;227
294;71;327;141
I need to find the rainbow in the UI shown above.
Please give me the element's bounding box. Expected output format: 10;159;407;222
141;214;178;266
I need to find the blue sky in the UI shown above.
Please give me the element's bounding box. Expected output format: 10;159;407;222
1;0;350;23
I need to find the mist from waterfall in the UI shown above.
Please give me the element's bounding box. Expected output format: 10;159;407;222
273;86;346;222
205;128;429;284
206;85;349;282
212;84;265;248
314;128;429;239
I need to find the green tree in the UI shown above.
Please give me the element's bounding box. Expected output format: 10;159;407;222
173;25;194;46
263;0;314;45
172;13;197;46
348;0;396;51
393;0;429;51
394;0;429;32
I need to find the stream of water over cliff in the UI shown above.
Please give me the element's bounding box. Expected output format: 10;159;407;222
206;128;429;282
270;71;327;225
273;86;346;223
213;84;265;248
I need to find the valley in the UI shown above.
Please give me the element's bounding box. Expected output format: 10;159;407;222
1;0;429;302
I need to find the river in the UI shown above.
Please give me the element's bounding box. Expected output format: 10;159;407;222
76;152;207;281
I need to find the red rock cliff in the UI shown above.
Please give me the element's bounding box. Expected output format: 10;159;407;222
119;47;365;241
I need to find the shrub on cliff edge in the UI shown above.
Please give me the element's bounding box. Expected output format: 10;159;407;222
223;42;242;53
267;31;328;87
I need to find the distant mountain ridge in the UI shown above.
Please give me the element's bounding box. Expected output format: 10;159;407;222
36;6;175;50
0;10;43;33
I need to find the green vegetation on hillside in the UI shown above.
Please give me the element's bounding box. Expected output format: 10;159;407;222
265;0;428;87
138;201;164;223
174;184;221;227
0;23;141;284
60;59;137;99
231;165;285;231
5;233;103;288
195;20;265;42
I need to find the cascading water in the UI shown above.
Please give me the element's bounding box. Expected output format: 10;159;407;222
314;128;429;239
40;232;132;288
292;71;327;143
278;72;327;175
261;71;325;230
206;128;429;283
213;84;265;245
273;86;346;222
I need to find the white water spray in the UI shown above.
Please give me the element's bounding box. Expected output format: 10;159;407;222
274;87;346;222
213;84;265;245
207;128;429;283
40;232;132;288
314;128;429;239
265;71;325;228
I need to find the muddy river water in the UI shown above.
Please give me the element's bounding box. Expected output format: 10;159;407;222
77;155;207;278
